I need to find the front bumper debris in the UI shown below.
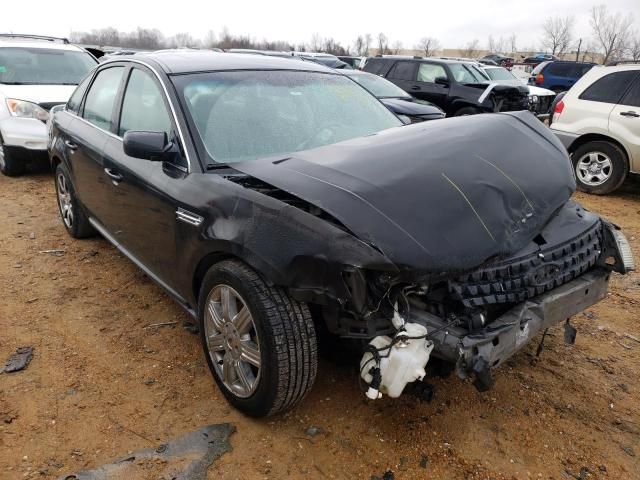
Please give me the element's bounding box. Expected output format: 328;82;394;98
412;268;610;379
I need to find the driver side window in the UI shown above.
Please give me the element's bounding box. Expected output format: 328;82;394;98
118;68;172;138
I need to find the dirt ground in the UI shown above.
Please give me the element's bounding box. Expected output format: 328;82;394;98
0;171;639;480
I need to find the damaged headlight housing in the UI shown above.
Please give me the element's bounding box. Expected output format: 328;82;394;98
611;228;635;272
6;98;50;122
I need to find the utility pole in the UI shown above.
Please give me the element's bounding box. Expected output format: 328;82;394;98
575;38;582;61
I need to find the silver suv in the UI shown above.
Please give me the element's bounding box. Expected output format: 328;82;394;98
551;64;640;194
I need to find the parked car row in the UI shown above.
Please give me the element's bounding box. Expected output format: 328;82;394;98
363;56;530;117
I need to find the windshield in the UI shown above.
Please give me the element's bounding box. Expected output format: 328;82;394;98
0;47;97;85
175;70;401;163
347;73;410;98
484;68;517;81
448;63;489;84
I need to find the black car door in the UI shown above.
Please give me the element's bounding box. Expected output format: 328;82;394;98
99;65;190;290
385;60;418;93
410;63;451;110
65;65;126;226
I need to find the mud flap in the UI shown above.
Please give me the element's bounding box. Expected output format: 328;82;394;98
471;357;495;392
564;320;577;344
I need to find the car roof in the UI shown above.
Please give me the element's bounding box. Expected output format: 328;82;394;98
546;60;595;65
0;36;86;52
372;56;477;65
107;50;333;74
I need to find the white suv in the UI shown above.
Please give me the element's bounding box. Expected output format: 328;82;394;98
0;34;97;176
550;64;640;194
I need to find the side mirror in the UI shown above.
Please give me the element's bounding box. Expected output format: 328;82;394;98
123;131;173;161
397;114;412;125
434;76;449;86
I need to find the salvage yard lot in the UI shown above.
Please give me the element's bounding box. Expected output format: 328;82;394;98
1;172;639;479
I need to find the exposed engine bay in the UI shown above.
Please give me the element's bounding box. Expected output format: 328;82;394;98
354;215;633;399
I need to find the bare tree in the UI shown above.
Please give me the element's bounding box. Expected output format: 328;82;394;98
628;33;640;61
323;37;349;56
203;30;217;48
487;35;507;54
71;27;122;46
391;40;403;55
377;32;390;55
459;39;480;58
508;34;517;54
168;32;200;48
353;34;372;56
540;16;574;57
590;5;633;64
309;33;323;52
415;36;440;57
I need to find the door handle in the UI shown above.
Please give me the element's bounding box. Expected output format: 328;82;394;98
64;140;78;151
620;111;640;118
411;85;420;91
104;167;123;182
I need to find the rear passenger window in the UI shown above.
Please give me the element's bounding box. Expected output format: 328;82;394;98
363;59;390;76
546;63;572;77
579;71;639;104
388;61;416;81
620;77;640;107
417;64;447;83
82;67;124;131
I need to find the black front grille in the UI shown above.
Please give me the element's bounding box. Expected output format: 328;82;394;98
529;95;555;115
450;222;603;307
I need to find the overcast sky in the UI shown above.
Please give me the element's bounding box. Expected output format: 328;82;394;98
3;0;639;50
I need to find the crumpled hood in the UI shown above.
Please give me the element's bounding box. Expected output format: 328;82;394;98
527;85;556;96
380;97;445;117
233;111;576;272
0;84;76;105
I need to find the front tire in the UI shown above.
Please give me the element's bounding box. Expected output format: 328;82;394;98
572;141;628;195
0;139;26;177
199;260;317;417
54;163;96;238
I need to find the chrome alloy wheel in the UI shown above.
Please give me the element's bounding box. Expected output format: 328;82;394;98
56;172;74;228
0;144;5;171
204;285;261;398
576;151;612;187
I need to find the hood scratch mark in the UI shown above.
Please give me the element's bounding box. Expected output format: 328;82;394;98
441;172;496;242
476;154;534;211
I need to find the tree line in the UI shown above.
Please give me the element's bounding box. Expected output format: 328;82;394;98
71;4;638;64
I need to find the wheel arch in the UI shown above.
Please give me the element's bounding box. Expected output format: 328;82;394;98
568;133;630;166
192;251;236;306
190;247;288;311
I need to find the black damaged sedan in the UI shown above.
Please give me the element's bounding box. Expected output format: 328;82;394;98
48;51;634;417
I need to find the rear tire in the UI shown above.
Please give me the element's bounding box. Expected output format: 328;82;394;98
54;163;96;238
0;139;26;177
199;260;317;417
571;141;628;195
453;106;481;116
